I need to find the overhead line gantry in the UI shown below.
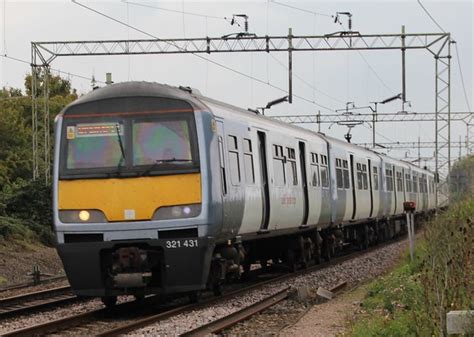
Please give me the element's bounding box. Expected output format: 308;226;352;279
31;28;454;205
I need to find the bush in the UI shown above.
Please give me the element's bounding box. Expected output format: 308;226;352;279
0;180;54;246
350;198;474;337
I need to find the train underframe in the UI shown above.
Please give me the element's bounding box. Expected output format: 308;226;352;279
207;212;431;297
59;212;430;307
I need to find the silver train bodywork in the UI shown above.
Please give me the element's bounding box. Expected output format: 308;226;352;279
53;82;437;301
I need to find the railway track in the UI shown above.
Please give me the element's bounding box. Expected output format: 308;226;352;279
182;281;348;336
0;285;76;318
3;237;404;336
0;275;68;294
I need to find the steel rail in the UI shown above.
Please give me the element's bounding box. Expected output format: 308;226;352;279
0;285;76;318
4;237;405;336
182;288;290;337
96;237;403;336
0;275;68;293
182;281;348;336
1;297;149;337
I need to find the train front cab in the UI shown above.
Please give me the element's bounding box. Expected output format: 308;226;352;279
52;89;219;300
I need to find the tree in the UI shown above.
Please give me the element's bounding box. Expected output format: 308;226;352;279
0;87;22;97
24;71;77;98
0;74;78;186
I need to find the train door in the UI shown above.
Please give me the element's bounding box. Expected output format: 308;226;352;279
368;159;374;218
402;168;407;203
257;131;270;231
216;120;229;232
298;141;309;226
216;123;227;195
392;166;397;214
349;154;357;220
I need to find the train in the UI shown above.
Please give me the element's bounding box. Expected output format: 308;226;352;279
53;82;437;306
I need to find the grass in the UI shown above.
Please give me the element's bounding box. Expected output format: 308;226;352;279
347;198;473;337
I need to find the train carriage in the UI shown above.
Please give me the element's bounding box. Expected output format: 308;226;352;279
53;82;436;304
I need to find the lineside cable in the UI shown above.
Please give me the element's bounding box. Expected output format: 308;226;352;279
72;0;337;112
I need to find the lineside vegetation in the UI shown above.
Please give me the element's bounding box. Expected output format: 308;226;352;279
0;74;77;246
348;155;474;336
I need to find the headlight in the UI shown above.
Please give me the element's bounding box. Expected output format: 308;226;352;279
59;210;108;223
152;204;201;220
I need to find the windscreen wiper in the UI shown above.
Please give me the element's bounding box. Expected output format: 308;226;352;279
140;158;192;177
116;123;126;170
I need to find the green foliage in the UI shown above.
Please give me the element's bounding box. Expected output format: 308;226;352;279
24;72;77;98
0;180;55;246
0;73;77;247
349;196;474;337
1;179;52;225
418;198;474;335
0;97;32;186
450;154;474;199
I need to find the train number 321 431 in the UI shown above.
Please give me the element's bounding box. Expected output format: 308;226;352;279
165;239;198;249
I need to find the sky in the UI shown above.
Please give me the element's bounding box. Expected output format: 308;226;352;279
0;0;473;171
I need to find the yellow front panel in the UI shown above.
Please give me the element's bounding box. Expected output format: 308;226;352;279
58;173;201;221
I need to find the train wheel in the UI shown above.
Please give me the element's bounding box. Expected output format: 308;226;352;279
301;237;313;269
101;296;117;308
313;231;322;264
321;229;332;262
361;224;369;250
241;262;252;281
286;249;297;273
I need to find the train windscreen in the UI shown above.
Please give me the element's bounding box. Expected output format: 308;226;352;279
60;113;199;179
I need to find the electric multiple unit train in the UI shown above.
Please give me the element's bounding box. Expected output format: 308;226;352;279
53;82;437;305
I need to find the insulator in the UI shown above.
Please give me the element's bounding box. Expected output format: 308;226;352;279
245;20;248;32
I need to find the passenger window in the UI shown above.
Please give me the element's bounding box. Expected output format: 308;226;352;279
385;168;394;191
405;173;411;192
395;171;402;192
373;166;379;190
319;154;329;188
273;144;286;186
356;163;367;190
362;164;368;190
343;160;350;189
336;159;343;189
310;152;320;187
356;163;363;190
218;136;227;195
287;147;297;186
320;166;329;188
228;135;240;185
243;138;255;184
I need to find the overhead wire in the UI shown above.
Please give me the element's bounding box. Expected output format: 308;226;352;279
268;53;344;106
416;0;469;154
2;0;6;55
181;0;186;37
268;0;393;103
355;50;393;93
416;0;446;33
0;54;106;83
454;42;471;112
72;0;336;112
123;1;224;21
270;1;332;17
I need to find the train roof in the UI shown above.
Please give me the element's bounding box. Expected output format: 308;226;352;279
60;81;432;176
